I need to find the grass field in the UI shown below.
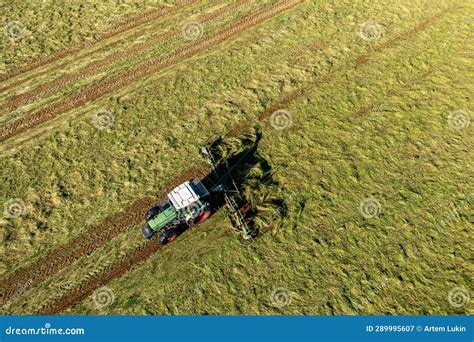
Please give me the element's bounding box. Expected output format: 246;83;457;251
0;0;472;315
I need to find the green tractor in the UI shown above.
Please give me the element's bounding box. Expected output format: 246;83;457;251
141;178;212;244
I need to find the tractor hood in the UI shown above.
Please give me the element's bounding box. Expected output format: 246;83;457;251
148;203;177;231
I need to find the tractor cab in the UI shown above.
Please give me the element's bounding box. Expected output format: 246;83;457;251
168;180;209;211
141;179;211;242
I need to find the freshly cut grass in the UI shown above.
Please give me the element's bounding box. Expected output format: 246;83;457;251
1;1;189;76
0;0;302;142
1;0;472;315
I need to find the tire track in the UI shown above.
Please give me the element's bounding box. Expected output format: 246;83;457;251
0;0;228;95
16;3;461;315
40;239;163;315
1;0;251;115
0;0;198;83
0;0;305;143
37;56;451;317
0;164;209;306
257;4;461;123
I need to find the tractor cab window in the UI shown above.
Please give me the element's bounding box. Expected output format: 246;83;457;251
190;180;209;198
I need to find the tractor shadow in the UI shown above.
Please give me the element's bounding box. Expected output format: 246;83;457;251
202;129;265;212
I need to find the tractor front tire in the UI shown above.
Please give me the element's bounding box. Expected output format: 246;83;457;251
142;224;155;239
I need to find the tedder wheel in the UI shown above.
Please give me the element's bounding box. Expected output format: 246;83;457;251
193;210;211;225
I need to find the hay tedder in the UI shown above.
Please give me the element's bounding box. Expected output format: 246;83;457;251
141;139;254;244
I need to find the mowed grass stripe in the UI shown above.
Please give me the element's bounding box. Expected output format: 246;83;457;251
0;0;252;115
0;0;305;143
0;0;227;95
0;0;198;83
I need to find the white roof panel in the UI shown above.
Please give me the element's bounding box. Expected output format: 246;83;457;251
168;181;200;209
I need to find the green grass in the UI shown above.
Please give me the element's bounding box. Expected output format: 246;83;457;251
1;0;182;74
1;0;472;315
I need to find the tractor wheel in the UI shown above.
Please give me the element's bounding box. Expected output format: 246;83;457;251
158;229;176;244
193;210;210;225
145;206;161;221
141;224;155;239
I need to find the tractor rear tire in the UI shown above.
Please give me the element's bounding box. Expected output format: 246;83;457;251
158;229;176;244
193;210;210;225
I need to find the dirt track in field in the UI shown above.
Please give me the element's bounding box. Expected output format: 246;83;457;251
0;165;208;306
7;4;461;314
1;0;251;114
39;239;163;315
0;0;198;83
0;1;211;94
39;63;445;316
0;0;304;143
257;5;460;124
